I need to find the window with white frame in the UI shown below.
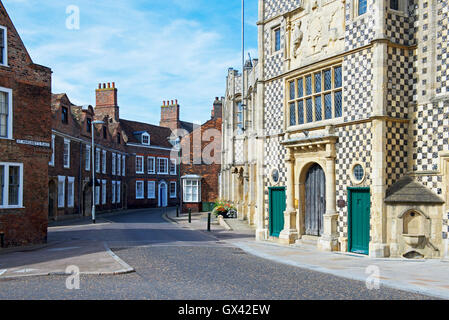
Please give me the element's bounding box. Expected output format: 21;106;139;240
136;180;144;199
136;156;144;174
141;133;150;145
0;87;11;139
68;177;75;208
102;180;107;205
0;163;23;208
148;181;155;199
112;181;116;204
170;159;177;175
95;183;100;205
157;158;168;174
96;148;100;173
122;155;126;176
58;176;65;208
148;157;155;174
117;181;121;203
112;153;116;175
0;26;7;66
85;145;91;171
183;179;201;203
63;139;70;169
117;155;121;176
49;135;55;166
102;150;107;174
170;182;177;198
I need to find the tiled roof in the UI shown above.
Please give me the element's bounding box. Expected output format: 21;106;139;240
120;119;173;148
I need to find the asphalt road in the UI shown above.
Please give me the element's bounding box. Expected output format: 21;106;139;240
0;210;435;300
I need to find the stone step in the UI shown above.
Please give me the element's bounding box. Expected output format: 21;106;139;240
296;235;319;246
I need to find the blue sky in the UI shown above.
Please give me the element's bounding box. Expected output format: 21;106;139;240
4;0;258;125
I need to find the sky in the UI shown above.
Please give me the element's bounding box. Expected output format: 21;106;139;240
3;0;258;125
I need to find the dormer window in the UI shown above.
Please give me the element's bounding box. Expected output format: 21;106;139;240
142;133;150;145
0;26;7;66
62;107;68;124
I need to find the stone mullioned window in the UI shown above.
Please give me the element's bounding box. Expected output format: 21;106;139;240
288;65;343;127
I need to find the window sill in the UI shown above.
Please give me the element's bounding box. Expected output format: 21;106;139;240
136;197;145;200
287;117;344;132
0;137;13;141
0;206;25;210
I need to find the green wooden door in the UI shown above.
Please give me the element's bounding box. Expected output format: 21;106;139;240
269;187;286;238
348;188;370;255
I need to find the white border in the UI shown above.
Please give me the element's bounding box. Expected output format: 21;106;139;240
0;86;13;140
0;162;24;209
0;26;8;67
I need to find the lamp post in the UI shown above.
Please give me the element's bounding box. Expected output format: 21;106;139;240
91;120;105;224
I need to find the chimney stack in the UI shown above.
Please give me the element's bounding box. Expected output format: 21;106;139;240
95;82;119;122
160;99;180;131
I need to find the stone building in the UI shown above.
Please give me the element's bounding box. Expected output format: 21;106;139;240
180;97;223;213
0;0;52;246
49;83;180;221
221;0;449;259
220;61;265;228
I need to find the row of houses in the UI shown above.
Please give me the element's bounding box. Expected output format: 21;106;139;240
0;0;222;247
220;0;449;259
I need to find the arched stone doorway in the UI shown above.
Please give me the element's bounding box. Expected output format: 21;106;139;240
304;163;326;236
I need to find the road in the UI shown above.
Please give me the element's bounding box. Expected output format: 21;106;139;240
0;210;434;300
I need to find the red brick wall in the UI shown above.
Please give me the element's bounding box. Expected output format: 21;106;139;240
0;1;52;246
180;116;222;213
95;83;119;122
49;96;128;220
126;145;180;209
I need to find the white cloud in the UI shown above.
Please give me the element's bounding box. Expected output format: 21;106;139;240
6;0;257;125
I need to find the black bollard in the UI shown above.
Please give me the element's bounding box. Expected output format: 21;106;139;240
0;232;4;248
176;205;179;218
188;208;192;223
207;212;211;232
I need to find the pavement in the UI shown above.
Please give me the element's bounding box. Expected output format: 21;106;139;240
0;217;134;280
166;209;449;300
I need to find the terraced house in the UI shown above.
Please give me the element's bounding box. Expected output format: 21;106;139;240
48;83;180;221
221;0;449;259
0;1;52;246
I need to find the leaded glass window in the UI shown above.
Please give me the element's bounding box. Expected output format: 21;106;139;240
288;65;343;126
290;102;296;126
298;100;304;125
358;0;367;16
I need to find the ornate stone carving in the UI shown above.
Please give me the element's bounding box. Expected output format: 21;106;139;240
291;21;304;59
289;0;344;64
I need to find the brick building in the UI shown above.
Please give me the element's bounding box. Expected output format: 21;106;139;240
162;98;223;213
0;1;52;246
49;83;180;221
